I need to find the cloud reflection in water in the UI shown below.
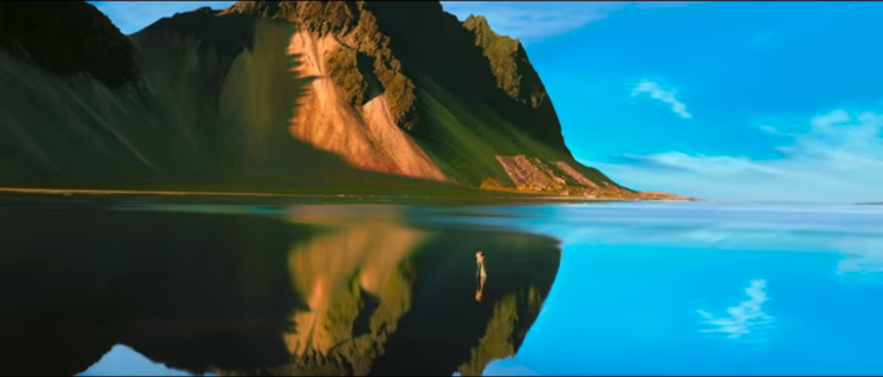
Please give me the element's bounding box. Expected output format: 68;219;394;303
697;279;775;343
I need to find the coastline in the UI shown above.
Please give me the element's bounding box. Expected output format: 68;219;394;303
0;187;695;203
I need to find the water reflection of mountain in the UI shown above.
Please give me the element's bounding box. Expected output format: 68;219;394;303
0;200;561;376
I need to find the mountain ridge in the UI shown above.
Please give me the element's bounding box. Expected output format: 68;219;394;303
0;1;688;200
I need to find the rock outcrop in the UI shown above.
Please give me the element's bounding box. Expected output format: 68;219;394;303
0;1;685;200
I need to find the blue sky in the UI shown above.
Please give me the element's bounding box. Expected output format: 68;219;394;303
79;345;192;376
90;1;883;203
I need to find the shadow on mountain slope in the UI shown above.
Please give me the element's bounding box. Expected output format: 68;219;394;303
0;3;472;196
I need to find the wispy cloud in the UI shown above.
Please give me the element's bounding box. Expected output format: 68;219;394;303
441;2;697;43
483;359;540;376
630;79;693;119
590;108;883;203
836;239;883;284
697;279;775;342
441;2;628;42
90;1;234;35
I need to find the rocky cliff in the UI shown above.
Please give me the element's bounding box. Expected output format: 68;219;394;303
0;1;683;199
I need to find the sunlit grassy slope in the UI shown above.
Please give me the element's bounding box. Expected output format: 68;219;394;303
414;74;623;189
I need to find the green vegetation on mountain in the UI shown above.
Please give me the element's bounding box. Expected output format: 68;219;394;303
0;1;685;200
463;15;549;108
0;3;457;195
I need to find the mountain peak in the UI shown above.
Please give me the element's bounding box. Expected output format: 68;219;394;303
223;1;361;35
463;15;492;32
463;14;520;43
224;1;285;17
461;12;541;109
0;1;685;200
0;1;138;88
193;6;219;15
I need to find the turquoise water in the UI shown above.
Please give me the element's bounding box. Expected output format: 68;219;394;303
472;203;883;376
1;196;881;375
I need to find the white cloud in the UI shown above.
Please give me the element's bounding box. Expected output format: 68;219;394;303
697;279;775;342
630;79;693;119
441;2;697;43
590;109;883;203
90;1;234;35
835;239;883;284
483;359;539;376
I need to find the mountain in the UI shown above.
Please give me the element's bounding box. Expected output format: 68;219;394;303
0;1;684;199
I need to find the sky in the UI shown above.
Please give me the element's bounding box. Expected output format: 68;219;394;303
89;1;883;203
79;345;193;376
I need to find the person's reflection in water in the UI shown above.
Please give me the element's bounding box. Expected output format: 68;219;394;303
475;250;487;302
0;198;566;376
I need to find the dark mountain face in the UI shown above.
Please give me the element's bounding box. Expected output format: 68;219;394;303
364;2;570;153
0;1;137;88
221;1;569;152
0;1;685;200
215;1;645;196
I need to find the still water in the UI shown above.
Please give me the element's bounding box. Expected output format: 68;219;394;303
1;195;882;376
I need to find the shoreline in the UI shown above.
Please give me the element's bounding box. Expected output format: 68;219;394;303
0;187;694;203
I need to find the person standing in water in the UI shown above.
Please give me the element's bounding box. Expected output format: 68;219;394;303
476;250;487;278
475;250;487;302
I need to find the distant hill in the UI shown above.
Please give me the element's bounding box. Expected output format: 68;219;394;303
0;1;684;199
